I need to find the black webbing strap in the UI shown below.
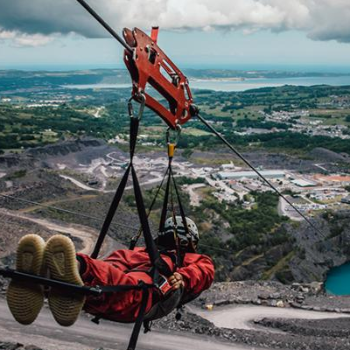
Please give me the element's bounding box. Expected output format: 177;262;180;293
92;112;171;277
91;283;152;350
0;268;102;296
91;165;130;259
91;116;140;259
129;167;169;250
98;281;154;293
91;116;139;259
129;114;139;158
170;167;189;236
170;170;196;253
131;165;172;278
127;283;150;350
158;162;172;233
157;156;189;266
170;182;183;268
0;268;155;296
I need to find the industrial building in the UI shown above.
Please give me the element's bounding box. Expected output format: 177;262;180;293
217;170;285;180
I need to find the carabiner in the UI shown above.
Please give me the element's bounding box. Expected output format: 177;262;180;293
166;124;182;146
128;93;146;120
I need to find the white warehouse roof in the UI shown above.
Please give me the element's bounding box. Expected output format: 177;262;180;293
217;170;285;180
291;179;317;187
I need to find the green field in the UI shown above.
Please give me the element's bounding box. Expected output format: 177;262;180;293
1;80;350;155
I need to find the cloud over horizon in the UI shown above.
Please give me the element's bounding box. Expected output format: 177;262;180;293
0;0;349;46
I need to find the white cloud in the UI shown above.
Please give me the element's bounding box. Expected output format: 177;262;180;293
0;0;349;44
0;29;53;47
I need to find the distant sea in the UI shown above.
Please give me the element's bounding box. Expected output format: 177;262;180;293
2;63;350;73
65;75;350;92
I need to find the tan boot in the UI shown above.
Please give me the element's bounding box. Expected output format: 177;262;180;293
44;234;85;327
6;234;46;325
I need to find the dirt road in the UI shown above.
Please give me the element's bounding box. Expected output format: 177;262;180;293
0;208;122;257
184;183;206;207
193;304;350;331
278;197;303;221
0;301;263;350
60;175;99;192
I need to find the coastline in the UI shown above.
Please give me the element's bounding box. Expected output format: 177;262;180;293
62;75;350;92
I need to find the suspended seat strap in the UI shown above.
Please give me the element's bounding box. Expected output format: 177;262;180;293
90;95;171;277
129;167;169;250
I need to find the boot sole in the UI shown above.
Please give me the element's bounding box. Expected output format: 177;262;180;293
44;235;85;327
6;234;45;325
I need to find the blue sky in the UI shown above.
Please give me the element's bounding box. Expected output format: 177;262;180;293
2;29;350;72
1;0;350;72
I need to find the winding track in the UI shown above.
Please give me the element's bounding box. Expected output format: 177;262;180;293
0;301;264;350
0;208;122;257
193;304;350;331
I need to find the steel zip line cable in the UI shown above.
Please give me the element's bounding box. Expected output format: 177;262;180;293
75;0;133;53
196;113;323;236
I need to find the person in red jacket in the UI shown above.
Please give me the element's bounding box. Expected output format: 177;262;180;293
7;217;214;327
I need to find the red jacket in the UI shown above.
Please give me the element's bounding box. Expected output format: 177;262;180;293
79;248;214;322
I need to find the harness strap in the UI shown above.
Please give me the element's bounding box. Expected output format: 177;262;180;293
171;170;196;253
169;179;183;268
91;112;140;259
157;142;191;265
131;165;172;278
91;165;130;259
170;168;189;237
158;161;172;234
129;167;169;250
127;284;150;350
90;282;152;350
91;100;171;278
97;282;154;293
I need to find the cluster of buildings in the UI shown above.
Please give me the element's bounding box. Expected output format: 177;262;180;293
1;91;86;107
171;160;349;218
211;164;350;210
319;95;350;109
266;110;309;121
290;122;349;139
252;109;350;140
25;99;68;108
106;151;349;220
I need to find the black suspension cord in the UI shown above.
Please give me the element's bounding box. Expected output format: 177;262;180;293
196;113;323;235
129;167;169;249
75;0;133;53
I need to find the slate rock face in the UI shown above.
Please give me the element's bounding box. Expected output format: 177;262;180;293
310;147;350;163
288;210;350;283
0;343;23;350
0;343;44;350
26;139;104;158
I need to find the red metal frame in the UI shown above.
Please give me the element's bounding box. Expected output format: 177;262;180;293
123;27;194;129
